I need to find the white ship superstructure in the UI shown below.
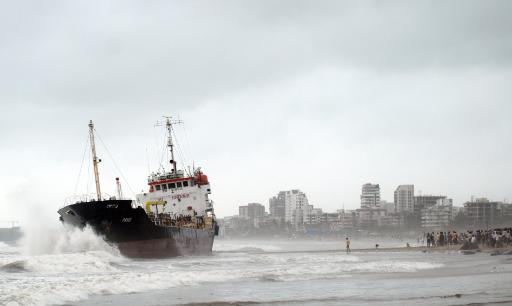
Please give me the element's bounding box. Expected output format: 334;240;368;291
136;117;214;218
136;169;213;217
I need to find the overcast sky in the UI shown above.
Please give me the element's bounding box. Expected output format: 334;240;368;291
1;0;511;223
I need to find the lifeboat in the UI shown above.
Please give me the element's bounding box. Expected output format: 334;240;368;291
195;173;209;185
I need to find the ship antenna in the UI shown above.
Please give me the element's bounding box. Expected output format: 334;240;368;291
89;120;102;201
159;116;182;173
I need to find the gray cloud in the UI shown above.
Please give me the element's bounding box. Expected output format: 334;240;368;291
1;0;511;219
2;1;511;108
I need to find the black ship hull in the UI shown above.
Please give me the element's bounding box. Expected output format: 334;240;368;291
58;200;215;258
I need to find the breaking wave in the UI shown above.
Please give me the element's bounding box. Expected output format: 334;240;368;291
0;242;19;255
0;247;444;306
213;240;282;253
0;260;28;273
0;234;445;306
19;222;116;256
224;246;267;253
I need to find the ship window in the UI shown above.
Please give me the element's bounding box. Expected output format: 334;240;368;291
162;184;168;191
155;185;161;191
169;183;176;189
177;182;182;188
183;181;189;187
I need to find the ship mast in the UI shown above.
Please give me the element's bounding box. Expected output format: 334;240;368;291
116;177;123;200
164;116;182;173
89;120;102;201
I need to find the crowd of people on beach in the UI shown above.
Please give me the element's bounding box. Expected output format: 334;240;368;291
424;228;512;248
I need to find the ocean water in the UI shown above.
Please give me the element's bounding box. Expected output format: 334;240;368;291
1;229;512;306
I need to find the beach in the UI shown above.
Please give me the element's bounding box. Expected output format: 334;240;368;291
76;243;512;306
2;235;512;306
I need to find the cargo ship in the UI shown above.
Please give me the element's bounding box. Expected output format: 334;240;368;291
58;118;218;258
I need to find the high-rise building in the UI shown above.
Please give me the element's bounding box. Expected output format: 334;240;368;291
394;185;414;213
248;203;265;219
360;183;381;208
421;198;453;229
497;203;512;221
414;195;446;212
464;198;498;228
269;191;286;220
283;189;309;228
239;206;249;219
304;207;323;224
239;203;265;220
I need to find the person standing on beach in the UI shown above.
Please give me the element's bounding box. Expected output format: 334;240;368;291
346;237;351;254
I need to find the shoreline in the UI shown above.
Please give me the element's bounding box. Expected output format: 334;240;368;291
74;245;512;306
227;245;512;255
351;245;512;253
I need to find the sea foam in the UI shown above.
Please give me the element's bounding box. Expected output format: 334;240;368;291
0;236;445;306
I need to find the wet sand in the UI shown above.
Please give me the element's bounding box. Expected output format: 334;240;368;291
234;244;512;255
352;245;512;253
74;246;512;306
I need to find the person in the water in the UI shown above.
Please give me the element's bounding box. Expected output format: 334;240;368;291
346;237;351;254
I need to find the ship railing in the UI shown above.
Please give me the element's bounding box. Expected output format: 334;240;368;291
64;193;113;205
148;170;185;182
147;213;214;230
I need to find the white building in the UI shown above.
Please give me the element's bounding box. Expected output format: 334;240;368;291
304;207;323;224
361;183;381;208
421;198;453;229
394;185;415;213
284;189;310;228
452;205;462;217
436;198;453;207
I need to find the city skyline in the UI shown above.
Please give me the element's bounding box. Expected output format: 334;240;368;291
226;187;511;232
231;184;507;218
